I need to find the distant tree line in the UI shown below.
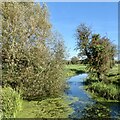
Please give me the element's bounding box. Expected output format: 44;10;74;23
65;56;88;65
115;60;120;64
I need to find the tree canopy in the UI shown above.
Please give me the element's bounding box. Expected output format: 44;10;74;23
2;2;66;100
76;24;116;81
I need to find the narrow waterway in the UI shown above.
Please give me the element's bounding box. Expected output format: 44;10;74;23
65;74;120;119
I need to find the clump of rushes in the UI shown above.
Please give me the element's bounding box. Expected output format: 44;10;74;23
87;82;120;100
1;87;22;118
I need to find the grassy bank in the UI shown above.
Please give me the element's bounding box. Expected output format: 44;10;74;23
16;97;73;118
85;64;120;102
65;64;120;102
65;64;87;77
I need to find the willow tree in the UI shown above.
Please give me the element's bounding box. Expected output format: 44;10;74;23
2;2;66;100
76;24;116;81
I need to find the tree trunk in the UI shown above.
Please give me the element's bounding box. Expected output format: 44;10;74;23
85;47;91;59
97;72;102;82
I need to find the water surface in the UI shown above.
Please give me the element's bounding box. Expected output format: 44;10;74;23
65;74;120;119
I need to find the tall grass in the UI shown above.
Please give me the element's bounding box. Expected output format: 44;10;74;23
87;82;119;100
1;87;22;118
85;65;120;101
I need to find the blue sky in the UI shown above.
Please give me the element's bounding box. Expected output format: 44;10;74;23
45;2;118;59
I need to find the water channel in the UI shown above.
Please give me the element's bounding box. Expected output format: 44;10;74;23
65;74;120;119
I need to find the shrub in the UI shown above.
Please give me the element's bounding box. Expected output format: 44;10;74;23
71;56;79;64
1;87;22;118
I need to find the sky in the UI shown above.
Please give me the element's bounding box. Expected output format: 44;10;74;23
42;2;118;59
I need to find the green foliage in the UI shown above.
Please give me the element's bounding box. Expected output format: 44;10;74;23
1;87;22;118
2;2;66;100
85;65;120;101
16;97;73;118
71;56;79;64
88;35;116;80
65;64;87;77
82;103;111;119
21;32;66;100
36;98;73;118
87;82;119;100
76;24;116;81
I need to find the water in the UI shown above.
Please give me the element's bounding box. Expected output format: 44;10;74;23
65;74;120;119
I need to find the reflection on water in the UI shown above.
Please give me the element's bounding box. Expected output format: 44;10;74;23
65;74;120;119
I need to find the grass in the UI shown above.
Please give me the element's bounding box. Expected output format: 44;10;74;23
16;100;38;118
85;86;119;102
64;64;87;77
107;64;119;75
85;64;120;102
16;97;74;118
86;82;119;101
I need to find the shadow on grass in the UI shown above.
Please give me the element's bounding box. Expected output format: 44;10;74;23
107;73;120;77
70;68;86;75
83;78;98;86
113;80;120;86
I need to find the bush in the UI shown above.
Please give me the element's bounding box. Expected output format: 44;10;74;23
71;56;79;64
1;87;22;118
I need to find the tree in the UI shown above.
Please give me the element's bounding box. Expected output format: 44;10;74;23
76;24;116;81
2;2;66;100
71;56;79;64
